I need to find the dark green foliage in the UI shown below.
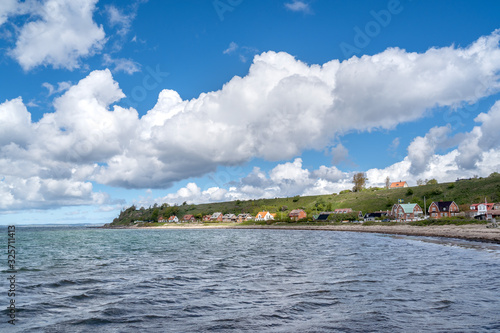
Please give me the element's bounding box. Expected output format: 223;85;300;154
406;188;414;196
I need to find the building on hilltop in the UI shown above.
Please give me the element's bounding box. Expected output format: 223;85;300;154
390;181;408;189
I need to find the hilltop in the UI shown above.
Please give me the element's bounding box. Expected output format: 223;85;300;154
109;173;500;226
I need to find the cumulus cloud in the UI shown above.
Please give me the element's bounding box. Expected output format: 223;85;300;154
407;126;451;174
0;0;19;26
3;30;500;210
455;100;500;169
9;0;105;70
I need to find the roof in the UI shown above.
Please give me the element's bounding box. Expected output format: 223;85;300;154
430;201;456;212
168;216;177;220
183;214;194;219
289;209;305;216
315;213;330;221
390;181;407;188
211;212;222;217
399;203;419;213
257;211;269;217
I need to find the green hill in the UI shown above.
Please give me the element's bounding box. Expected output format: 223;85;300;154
109;173;500;226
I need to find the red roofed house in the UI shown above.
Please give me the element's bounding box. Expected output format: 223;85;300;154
182;214;196;222
390;181;408;189
255;211;276;221
202;215;212;222
168;216;179;223
428;201;459;218
158;216;166;223
288;209;306;221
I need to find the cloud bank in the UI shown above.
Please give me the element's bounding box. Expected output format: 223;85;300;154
2;30;500;210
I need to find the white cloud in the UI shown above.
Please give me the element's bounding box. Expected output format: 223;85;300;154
0;0;18;26
284;1;312;14
106;4;133;36
3;31;500;210
330;143;349;165
223;41;238;54
407;125;451;174
9;0;105;70
455;100;500;169
42;81;72;96
103;54;141;74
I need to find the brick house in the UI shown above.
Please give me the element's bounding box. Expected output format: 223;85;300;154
288;209;307;221
428;201;459;218
210;212;223;222
182;214;196;222
391;203;423;221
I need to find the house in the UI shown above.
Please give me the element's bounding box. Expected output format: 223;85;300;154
391;203;423;221
334;208;353;214
158;216;166;223
168;216;179;223
469;203;494;217
182;214;196;222
222;213;237;222
390;181;409;189
202;215;212;222
486;209;500;221
237;214;253;223
210;212;223;222
363;211;390;222
428;201;459;218
288;209;307;221
255;211;275;221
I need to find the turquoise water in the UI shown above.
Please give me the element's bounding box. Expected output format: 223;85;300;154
1;227;500;332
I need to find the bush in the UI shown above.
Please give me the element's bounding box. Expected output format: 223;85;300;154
406;188;414;196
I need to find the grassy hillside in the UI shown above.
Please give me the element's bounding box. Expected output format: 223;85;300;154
109;173;500;226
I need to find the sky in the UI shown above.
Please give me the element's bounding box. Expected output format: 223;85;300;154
1;0;500;225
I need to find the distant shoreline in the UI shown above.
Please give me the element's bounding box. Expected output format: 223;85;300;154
103;223;500;244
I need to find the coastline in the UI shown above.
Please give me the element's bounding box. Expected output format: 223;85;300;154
105;223;500;244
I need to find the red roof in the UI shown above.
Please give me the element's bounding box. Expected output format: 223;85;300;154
390;181;407;188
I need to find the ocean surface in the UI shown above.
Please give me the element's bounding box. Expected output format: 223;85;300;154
1;226;500;332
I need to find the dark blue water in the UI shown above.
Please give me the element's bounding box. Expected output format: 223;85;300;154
1;227;499;332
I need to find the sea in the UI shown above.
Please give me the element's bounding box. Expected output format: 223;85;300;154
1;226;499;332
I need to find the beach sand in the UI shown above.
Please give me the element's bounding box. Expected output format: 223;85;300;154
127;223;500;244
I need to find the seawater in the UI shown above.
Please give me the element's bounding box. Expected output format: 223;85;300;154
1;227;499;332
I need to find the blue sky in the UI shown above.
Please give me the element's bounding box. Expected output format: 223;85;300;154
1;0;500;225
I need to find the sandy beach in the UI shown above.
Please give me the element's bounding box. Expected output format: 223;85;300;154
124;223;500;244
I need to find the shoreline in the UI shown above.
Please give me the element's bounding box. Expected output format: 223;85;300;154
104;223;500;244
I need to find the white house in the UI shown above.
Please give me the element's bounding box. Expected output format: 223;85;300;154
255;211;275;221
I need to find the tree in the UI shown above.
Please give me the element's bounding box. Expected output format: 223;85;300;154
151;208;159;222
426;178;438;185
385;176;390;189
416;179;424;186
352;172;367;192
